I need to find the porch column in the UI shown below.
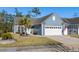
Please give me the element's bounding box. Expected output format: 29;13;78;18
78;26;79;35
14;25;19;33
64;27;68;35
41;23;44;36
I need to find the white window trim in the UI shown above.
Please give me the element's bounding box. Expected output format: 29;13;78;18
52;16;55;21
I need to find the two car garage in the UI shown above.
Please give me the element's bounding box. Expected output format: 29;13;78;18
44;26;62;35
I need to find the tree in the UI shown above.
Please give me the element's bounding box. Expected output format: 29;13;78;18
0;10;14;33
19;17;32;36
0;9;6;17
0;20;4;32
15;8;23;17
30;7;41;17
23;17;31;35
3;14;14;32
26;11;31;18
0;20;9;33
18;18;24;33
73;12;78;17
26;14;31;18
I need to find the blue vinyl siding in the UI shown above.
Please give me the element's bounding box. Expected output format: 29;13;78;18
43;14;62;26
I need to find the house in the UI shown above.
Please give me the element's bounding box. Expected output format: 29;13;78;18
63;17;79;35
13;13;79;36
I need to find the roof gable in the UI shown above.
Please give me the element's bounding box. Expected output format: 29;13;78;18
43;13;63;26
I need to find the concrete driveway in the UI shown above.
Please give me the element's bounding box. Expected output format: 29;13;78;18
47;36;79;49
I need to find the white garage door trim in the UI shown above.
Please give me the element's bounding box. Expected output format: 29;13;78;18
44;26;62;35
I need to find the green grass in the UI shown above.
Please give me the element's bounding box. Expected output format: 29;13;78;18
69;34;79;38
0;33;62;47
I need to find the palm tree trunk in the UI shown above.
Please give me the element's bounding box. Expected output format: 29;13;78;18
25;27;26;35
18;25;20;33
25;27;28;36
21;26;23;33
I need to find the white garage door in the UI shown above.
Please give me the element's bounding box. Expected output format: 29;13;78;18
44;26;62;35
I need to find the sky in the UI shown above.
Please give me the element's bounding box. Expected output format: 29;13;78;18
0;7;79;18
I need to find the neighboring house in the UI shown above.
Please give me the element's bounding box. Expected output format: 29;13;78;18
63;17;79;35
13;13;79;35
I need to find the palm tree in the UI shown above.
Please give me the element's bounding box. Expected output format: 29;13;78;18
20;17;32;35
24;18;32;35
18;16;32;36
18;18;24;34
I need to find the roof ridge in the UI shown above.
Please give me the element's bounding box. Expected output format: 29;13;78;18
40;13;53;22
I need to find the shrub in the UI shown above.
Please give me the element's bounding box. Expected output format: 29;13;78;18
20;32;25;36
16;32;20;34
1;33;13;40
0;30;3;37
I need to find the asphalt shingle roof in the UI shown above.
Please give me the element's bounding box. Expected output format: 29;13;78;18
63;17;79;24
14;13;53;25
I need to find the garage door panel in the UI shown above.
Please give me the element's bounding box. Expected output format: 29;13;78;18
44;26;62;35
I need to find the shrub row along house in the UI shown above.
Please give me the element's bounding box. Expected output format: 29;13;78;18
0;13;79;36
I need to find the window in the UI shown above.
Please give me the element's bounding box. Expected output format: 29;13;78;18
58;27;61;29
45;26;61;29
52;16;55;21
45;27;49;28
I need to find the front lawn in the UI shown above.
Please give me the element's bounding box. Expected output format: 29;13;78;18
69;34;79;38
0;33;62;47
